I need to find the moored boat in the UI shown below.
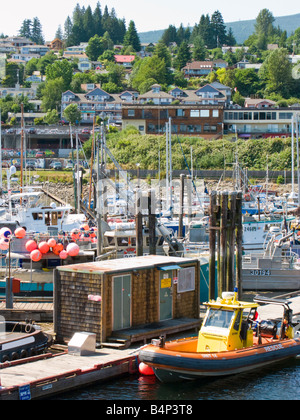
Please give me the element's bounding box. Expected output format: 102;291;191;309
0;320;53;363
139;290;300;382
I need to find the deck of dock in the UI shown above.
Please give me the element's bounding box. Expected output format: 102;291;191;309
0;347;139;400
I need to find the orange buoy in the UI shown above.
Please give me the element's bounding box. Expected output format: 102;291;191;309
59;250;68;259
138;362;155;376
47;238;57;248
53;243;64;255
14;227;26;239
30;249;42;262
25;240;37;253
66;243;80;257
38;241;50;254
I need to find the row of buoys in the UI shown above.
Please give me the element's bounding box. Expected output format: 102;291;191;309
25;239;80;262
0;225;81;262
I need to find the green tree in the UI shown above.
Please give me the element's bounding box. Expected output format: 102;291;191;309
45;59;73;91
19;19;32;38
86;35;104;61
31;17;44;44
211;10;227;48
123;21;141;52
193;36;207;61
44;109;60;125
130;56;168;93
235;68;261;97
154;41;172;68
63;103;82;124
41;78;65;111
259;48;293;97
174;41;191;70
161;25;177;45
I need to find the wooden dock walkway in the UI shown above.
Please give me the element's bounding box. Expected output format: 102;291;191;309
0;347;139;400
0;300;53;322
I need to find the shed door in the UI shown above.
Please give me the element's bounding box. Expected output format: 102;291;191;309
159;271;173;321
113;275;131;331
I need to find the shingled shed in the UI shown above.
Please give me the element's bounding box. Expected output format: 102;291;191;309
54;255;200;345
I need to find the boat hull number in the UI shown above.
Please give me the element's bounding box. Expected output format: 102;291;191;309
249;269;271;276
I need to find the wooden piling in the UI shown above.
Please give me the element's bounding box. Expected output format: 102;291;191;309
209;190;243;300
219;191;228;296
135;189;143;257
178;174;185;239
209;191;217;300
148;190;156;255
235;191;243;300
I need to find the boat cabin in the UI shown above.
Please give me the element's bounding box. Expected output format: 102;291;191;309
197;291;259;352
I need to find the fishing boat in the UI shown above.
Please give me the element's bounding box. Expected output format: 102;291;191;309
139;290;300;382
242;231;300;290
0;191;86;234
0;320;53;363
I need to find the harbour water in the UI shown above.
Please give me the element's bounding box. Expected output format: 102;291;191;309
55;357;300;400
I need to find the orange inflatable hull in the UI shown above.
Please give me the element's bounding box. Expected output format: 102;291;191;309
139;336;300;382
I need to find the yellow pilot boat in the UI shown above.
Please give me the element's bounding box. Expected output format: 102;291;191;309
139;289;300;382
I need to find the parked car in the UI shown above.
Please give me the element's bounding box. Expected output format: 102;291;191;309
50;161;62;170
82;128;90;134
35;151;45;158
26;161;37;170
28;127;36;134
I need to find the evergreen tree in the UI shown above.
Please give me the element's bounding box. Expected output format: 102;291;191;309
31;17;44;44
83;6;95;41
63;16;73;47
174;41;191;70
93;2;103;37
55;25;63;40
226;27;236;46
19;19;32;39
211;11;227;48
123;21;141;52
161;25;177;45
193;36;206;61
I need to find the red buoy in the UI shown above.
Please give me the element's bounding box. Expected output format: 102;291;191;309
138;362;155;376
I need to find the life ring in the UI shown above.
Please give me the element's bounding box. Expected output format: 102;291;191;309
244;194;251;202
124;248;136;256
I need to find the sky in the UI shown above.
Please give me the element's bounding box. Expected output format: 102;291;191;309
1;0;300;41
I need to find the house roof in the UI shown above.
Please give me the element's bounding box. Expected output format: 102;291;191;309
114;55;135;63
182;61;214;70
244;98;276;106
57;255;198;275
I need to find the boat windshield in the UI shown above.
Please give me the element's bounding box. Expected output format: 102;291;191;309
204;308;235;329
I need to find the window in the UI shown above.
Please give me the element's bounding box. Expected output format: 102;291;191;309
204;308;235;329
176;109;185;117
177;267;195;293
200;110;210;117
212;110;219;117
128;109;135;117
190;110;199;117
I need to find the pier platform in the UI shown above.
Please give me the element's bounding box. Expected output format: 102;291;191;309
0;347;139;400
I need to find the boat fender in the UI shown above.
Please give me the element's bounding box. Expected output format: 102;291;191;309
20;349;28;359
139;362;155;376
11;352;19;361
124;248;136;256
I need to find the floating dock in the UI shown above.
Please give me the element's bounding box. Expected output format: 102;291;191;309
0;347;139;400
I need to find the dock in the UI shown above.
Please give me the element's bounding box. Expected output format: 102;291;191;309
0;347;139;400
0;299;53;322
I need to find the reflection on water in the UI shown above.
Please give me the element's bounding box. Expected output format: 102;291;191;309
55;357;300;400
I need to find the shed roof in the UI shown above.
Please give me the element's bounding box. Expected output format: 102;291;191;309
57;255;198;275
